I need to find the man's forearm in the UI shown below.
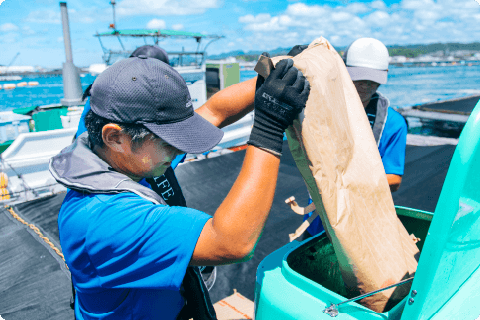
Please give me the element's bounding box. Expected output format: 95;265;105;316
190;146;280;265
195;77;257;128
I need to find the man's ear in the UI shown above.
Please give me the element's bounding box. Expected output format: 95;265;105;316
102;124;129;152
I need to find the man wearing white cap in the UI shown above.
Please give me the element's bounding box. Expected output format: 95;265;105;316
302;37;407;238
344;37;407;191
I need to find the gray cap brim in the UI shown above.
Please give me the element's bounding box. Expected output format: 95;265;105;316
142;113;224;154
347;66;387;84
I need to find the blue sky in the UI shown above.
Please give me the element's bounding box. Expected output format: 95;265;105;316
1;0;480;68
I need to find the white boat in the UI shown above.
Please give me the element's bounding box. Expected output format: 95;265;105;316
0;6;254;202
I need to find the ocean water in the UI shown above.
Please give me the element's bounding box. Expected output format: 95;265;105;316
240;64;480;109
1;65;480;111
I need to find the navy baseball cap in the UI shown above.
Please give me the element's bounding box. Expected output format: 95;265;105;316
130;45;169;65
89;56;224;154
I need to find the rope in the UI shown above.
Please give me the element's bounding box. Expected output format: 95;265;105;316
4;205;67;268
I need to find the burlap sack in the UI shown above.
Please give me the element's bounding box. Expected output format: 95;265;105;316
275;37;419;312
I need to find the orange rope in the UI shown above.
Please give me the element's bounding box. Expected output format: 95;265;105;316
4;205;68;269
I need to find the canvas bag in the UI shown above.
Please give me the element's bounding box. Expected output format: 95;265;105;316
267;37;419;312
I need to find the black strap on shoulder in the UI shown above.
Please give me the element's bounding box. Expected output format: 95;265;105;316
146;166;187;207
365;93;379;131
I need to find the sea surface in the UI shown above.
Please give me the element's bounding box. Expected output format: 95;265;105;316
1;65;480;111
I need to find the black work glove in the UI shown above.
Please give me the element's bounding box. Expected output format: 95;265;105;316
248;59;310;155
288;45;308;57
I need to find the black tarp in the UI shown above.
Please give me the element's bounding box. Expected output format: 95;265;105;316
392;144;456;213
0;195;73;320
0;141;457;319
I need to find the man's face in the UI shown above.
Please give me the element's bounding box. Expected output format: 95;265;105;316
353;80;380;108
119;134;183;180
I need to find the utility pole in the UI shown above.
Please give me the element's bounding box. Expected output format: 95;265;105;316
59;2;83;107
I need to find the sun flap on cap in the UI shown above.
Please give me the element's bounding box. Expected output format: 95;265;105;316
143;113;224;154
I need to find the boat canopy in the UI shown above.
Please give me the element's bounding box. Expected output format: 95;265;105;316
95;29;224;66
96;29;222;40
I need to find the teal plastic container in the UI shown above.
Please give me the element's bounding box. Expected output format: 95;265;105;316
255;99;480;319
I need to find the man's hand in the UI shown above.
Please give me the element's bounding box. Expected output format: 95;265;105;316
288;45;308;57
248;59;310;155
387;174;402;192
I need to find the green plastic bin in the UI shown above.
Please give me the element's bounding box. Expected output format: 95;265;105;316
32;107;69;132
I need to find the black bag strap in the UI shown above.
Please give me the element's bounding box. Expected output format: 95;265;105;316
177;267;217;320
70;279;76;319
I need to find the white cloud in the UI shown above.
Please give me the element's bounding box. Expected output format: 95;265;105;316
331;11;354;22
0;32;18;44
172;24;184;30
228;41;235;47
57;36;64;42
236;0;480;50
117;0;220;16
21;26;36;35
0;23;19;32
286;3;326;17
366;11;390;26
370;0;386;10
25;9;61;24
239;13;272;24
78;16;95;24
345;2;369;14
0;0;5;6
146;18;166;29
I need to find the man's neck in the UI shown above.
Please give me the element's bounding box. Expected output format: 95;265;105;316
93;145;142;182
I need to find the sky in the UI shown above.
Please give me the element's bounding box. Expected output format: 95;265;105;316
1;0;480;68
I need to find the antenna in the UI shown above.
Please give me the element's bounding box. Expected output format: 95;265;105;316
8;53;20;67
110;0;116;29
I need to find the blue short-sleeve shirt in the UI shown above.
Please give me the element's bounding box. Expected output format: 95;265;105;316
59;190;211;319
304;106;407;236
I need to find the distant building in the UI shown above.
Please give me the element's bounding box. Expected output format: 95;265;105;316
390;56;407;63
0;65;36;73
88;64;108;75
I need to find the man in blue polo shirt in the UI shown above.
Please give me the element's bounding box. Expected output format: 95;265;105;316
51;56;310;319
302;37;407;238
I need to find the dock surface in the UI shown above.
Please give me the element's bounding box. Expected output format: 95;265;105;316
413;94;480;115
400;94;480;125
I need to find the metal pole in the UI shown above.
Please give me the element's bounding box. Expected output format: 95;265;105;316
59;2;83;107
60;2;73;63
323;277;414;317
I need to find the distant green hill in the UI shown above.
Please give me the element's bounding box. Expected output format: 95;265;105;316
207;42;480;61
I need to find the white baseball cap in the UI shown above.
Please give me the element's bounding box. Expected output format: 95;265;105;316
343;38;389;84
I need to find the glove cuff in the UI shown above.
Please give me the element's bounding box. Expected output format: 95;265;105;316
247;125;284;156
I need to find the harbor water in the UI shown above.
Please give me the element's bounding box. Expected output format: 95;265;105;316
1;65;480;111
